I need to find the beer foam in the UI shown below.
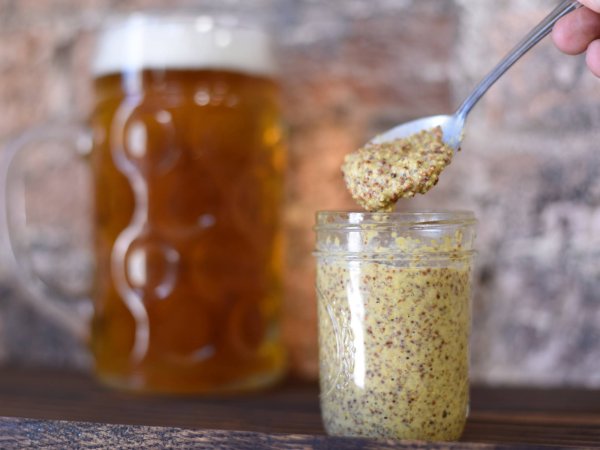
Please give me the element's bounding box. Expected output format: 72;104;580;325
92;14;277;77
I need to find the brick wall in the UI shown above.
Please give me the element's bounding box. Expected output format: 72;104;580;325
1;0;599;386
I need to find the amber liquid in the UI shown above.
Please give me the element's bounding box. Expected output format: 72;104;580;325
89;69;286;393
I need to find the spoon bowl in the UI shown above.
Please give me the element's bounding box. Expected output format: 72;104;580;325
371;114;462;151
370;0;580;151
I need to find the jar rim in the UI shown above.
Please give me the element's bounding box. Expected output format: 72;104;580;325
315;210;477;229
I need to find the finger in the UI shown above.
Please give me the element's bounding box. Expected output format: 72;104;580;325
586;39;600;77
578;0;600;14
552;7;600;55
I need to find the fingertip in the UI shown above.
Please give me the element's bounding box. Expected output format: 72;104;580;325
551;9;597;55
585;39;600;77
552;15;576;54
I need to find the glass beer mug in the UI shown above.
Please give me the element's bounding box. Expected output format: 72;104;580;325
0;13;286;393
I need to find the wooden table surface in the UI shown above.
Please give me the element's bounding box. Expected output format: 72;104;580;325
0;368;599;448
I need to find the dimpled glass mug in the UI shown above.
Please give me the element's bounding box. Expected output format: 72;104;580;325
1;13;286;393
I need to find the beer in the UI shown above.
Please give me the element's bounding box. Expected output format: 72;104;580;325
88;17;286;393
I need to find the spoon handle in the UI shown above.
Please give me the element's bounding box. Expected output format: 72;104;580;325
455;0;581;121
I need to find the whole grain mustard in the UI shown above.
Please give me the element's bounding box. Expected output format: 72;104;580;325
319;125;470;441
317;259;470;440
341;126;454;212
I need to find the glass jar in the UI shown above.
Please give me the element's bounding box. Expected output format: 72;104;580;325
314;211;477;441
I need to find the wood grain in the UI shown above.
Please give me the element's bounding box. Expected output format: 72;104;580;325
0;369;599;448
0;417;576;450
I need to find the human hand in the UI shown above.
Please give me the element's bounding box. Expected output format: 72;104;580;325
553;1;600;77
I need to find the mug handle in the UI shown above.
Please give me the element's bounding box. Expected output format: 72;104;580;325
0;124;93;342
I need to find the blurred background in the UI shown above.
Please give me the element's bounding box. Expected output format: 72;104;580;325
0;0;599;387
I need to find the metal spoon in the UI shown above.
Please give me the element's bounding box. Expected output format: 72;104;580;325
371;0;581;150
